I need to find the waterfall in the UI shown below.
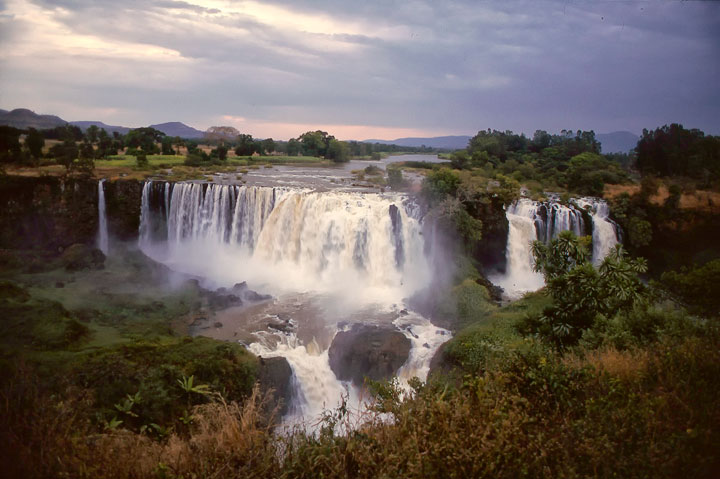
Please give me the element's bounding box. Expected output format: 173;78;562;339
140;182;429;299
575;198;619;265
490;199;545;298
493;197;620;298
97;179;109;255
139;181;445;425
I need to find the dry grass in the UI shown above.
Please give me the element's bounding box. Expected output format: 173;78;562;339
604;183;720;212
564;347;649;381
83;388;281;478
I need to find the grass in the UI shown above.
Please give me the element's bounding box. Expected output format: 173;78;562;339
3;329;718;479
96;155;187;168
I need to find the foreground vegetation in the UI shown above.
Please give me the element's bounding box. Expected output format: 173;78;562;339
1;232;718;478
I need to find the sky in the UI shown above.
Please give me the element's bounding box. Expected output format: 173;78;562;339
0;0;718;140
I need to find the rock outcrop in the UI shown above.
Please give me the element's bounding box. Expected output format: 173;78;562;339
328;324;411;386
257;356;294;417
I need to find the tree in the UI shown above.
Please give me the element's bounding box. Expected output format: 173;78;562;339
421;168;461;207
161;137;175;155
566;152;628;196
0;126;22;164
261;138;275;155
635;124;720;182
86;125;99;144
234;134;257;156
660;259;720;318
96;129;115;158
326;139;350;163
49;138;79;173
299;130;333;157
25;128;45;163
212;144;228;162
205;126;240;143
79;140;94;160
524;232;647;349
387;167;404;189
136;152;149;167
173;136;184;155
125;127;165;153
286;138;301;156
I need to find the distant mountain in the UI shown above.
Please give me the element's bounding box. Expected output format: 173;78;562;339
0;108;67;129
364;135;471;150
149;122;204;139
70;121;130;135
597;131;639;153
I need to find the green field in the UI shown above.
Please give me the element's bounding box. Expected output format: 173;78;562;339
95;154;327;169
95;155;186;167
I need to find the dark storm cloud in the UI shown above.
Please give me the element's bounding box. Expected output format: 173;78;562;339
1;0;718;138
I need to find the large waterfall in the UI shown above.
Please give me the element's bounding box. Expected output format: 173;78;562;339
97;179;109;255
139;181;446;425
493;197;619;298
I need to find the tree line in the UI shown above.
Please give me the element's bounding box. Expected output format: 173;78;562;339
0;123;441;172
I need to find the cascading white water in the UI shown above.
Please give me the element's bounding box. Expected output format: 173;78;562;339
490;199;545;299
139;181;447;424
576;198;619;265
394;314;450;386
494;197;620;298
141;182;429;302
97;179;109;255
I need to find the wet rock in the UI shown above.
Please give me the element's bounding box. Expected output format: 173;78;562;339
207;293;242;309
59;243;106;271
231;281;272;302
257;356;294;417
328;324;411;387
243;290;272;302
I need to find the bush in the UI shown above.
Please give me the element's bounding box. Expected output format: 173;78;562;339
136;153;148;167
660;259;720;318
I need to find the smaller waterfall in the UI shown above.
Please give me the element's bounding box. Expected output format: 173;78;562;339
493;197;620;298
394;314;450;386
490;199;545;298
576;198;619;265
97;179;109;255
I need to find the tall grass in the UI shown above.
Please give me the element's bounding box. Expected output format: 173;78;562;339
3;332;718;478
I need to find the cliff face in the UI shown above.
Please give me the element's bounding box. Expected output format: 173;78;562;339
0;176;142;251
103;179;143;242
474;196;509;271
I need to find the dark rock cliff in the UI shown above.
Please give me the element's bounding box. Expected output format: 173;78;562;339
0;175;143;251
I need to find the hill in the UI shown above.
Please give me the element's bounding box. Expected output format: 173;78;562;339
0;108;66;129
364;135;471;150
70;121;130;135
149;122;204;139
597;131;639;153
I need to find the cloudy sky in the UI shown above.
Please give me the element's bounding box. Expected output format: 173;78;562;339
1;0;718;140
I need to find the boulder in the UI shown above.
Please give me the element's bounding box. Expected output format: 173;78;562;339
328;324;411;386
257;356;294;417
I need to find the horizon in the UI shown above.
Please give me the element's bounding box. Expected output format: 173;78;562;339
1;1;718;140
0;106;650;142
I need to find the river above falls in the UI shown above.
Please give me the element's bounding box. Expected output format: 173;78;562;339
212;153;447;191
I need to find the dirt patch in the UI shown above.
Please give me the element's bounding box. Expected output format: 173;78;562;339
604;184;720;212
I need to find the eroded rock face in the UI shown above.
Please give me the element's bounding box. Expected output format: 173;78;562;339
328;324;411;387
257;356;294;417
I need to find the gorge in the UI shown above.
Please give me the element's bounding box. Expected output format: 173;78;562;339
125;171;621;423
